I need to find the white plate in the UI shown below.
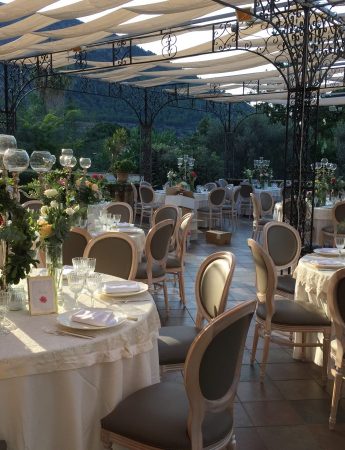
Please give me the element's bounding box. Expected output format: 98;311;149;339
99;281;148;298
57;308;126;330
307;260;345;270
313;248;342;257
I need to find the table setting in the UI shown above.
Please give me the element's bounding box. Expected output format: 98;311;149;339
0;256;160;450
293;238;345;365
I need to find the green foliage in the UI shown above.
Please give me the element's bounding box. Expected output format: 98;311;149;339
0;182;38;288
113;158;136;173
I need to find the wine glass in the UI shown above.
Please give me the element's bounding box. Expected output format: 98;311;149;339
84;257;96;275
114;214;121;228
72;257;87;274
335;236;345;256
67;271;85;309
0;291;10;335
85;272;102;307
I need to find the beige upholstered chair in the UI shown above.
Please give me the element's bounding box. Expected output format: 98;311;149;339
166;213;193;306
83;233;138;279
152;204;181;252
101;300;256;450
139;185;159;226
22;200;43;212
222;185;240;230
204;181;217;191
239;183;253;216
159;251;236;373
217;178;228;187
140;180;151;187
260;191;274;217
63;227;91;266
135;219;174;310
250;193;271;241
197;187;226;230
248;238;331;384
321;201;345;247
263;221;301;300
327;268;345;429
105;202;133;223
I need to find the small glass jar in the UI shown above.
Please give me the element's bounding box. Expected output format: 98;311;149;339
8;286;25;311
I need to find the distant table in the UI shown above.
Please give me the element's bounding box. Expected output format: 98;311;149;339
274;203;333;245
0;274;160;450
293;254;337;365
155;191;209;239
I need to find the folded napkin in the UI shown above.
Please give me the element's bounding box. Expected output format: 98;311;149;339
71;309;118;327
116;222;133;228
63;265;74;276
102;281;140;294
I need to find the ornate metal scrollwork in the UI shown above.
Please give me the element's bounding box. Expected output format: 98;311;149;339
73;49;88;70
112;40;132;66
161;31;177;58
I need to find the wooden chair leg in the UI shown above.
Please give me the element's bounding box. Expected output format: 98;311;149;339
260;332;271;383
322;332;331;386
329;369;343;429
177;271;186;306
251;322;260;364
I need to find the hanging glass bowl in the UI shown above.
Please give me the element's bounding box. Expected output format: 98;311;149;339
3;148;29;172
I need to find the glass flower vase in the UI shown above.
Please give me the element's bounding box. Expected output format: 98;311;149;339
45;242;63;305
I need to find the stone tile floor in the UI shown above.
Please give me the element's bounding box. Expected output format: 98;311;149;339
153;218;345;450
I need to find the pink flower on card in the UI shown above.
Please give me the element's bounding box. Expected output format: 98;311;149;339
39;295;48;304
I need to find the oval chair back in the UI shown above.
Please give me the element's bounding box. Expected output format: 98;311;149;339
83;233;138;280
184;301;256;449
263;221;301;272
63;227;91;266
152;204;181;251
105;202;133;223
260;191;274;216
204;182;217;192
139;185;154;204
195;251;236;328
209;187;226;207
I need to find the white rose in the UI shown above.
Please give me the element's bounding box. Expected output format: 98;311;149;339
40;205;49;216
65;207;75;216
50;200;59;208
44;189;58;198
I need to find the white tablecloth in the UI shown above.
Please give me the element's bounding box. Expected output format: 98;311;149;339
274;203;333;245
254;187;281;202
0;275;160;450
293;254;340;365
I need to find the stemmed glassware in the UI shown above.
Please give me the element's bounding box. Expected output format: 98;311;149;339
0;291;11;335
335;236;345;256
85;273;102;307
114;214;121;228
67;271;85;309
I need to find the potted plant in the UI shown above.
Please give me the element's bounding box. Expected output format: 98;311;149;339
113;158;136;183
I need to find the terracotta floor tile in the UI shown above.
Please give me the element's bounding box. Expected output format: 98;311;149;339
242;400;304;426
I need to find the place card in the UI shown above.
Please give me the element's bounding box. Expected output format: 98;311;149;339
27;276;57;315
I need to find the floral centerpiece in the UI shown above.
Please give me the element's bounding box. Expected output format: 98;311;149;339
167;170;178;187
74;173;105;216
314;159;343;206
0;181;38;290
38;186;80;298
188;170;197;191
243;162;273;187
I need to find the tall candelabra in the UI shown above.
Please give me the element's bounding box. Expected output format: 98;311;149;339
177;154;195;182
254;156;270;171
314;158;337;177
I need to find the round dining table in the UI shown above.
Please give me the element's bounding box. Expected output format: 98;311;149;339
293;253;345;365
0;273;160;450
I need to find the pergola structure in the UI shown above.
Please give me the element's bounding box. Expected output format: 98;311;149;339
1;0;345;248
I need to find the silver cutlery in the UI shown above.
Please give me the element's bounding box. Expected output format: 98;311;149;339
42;327;94;339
